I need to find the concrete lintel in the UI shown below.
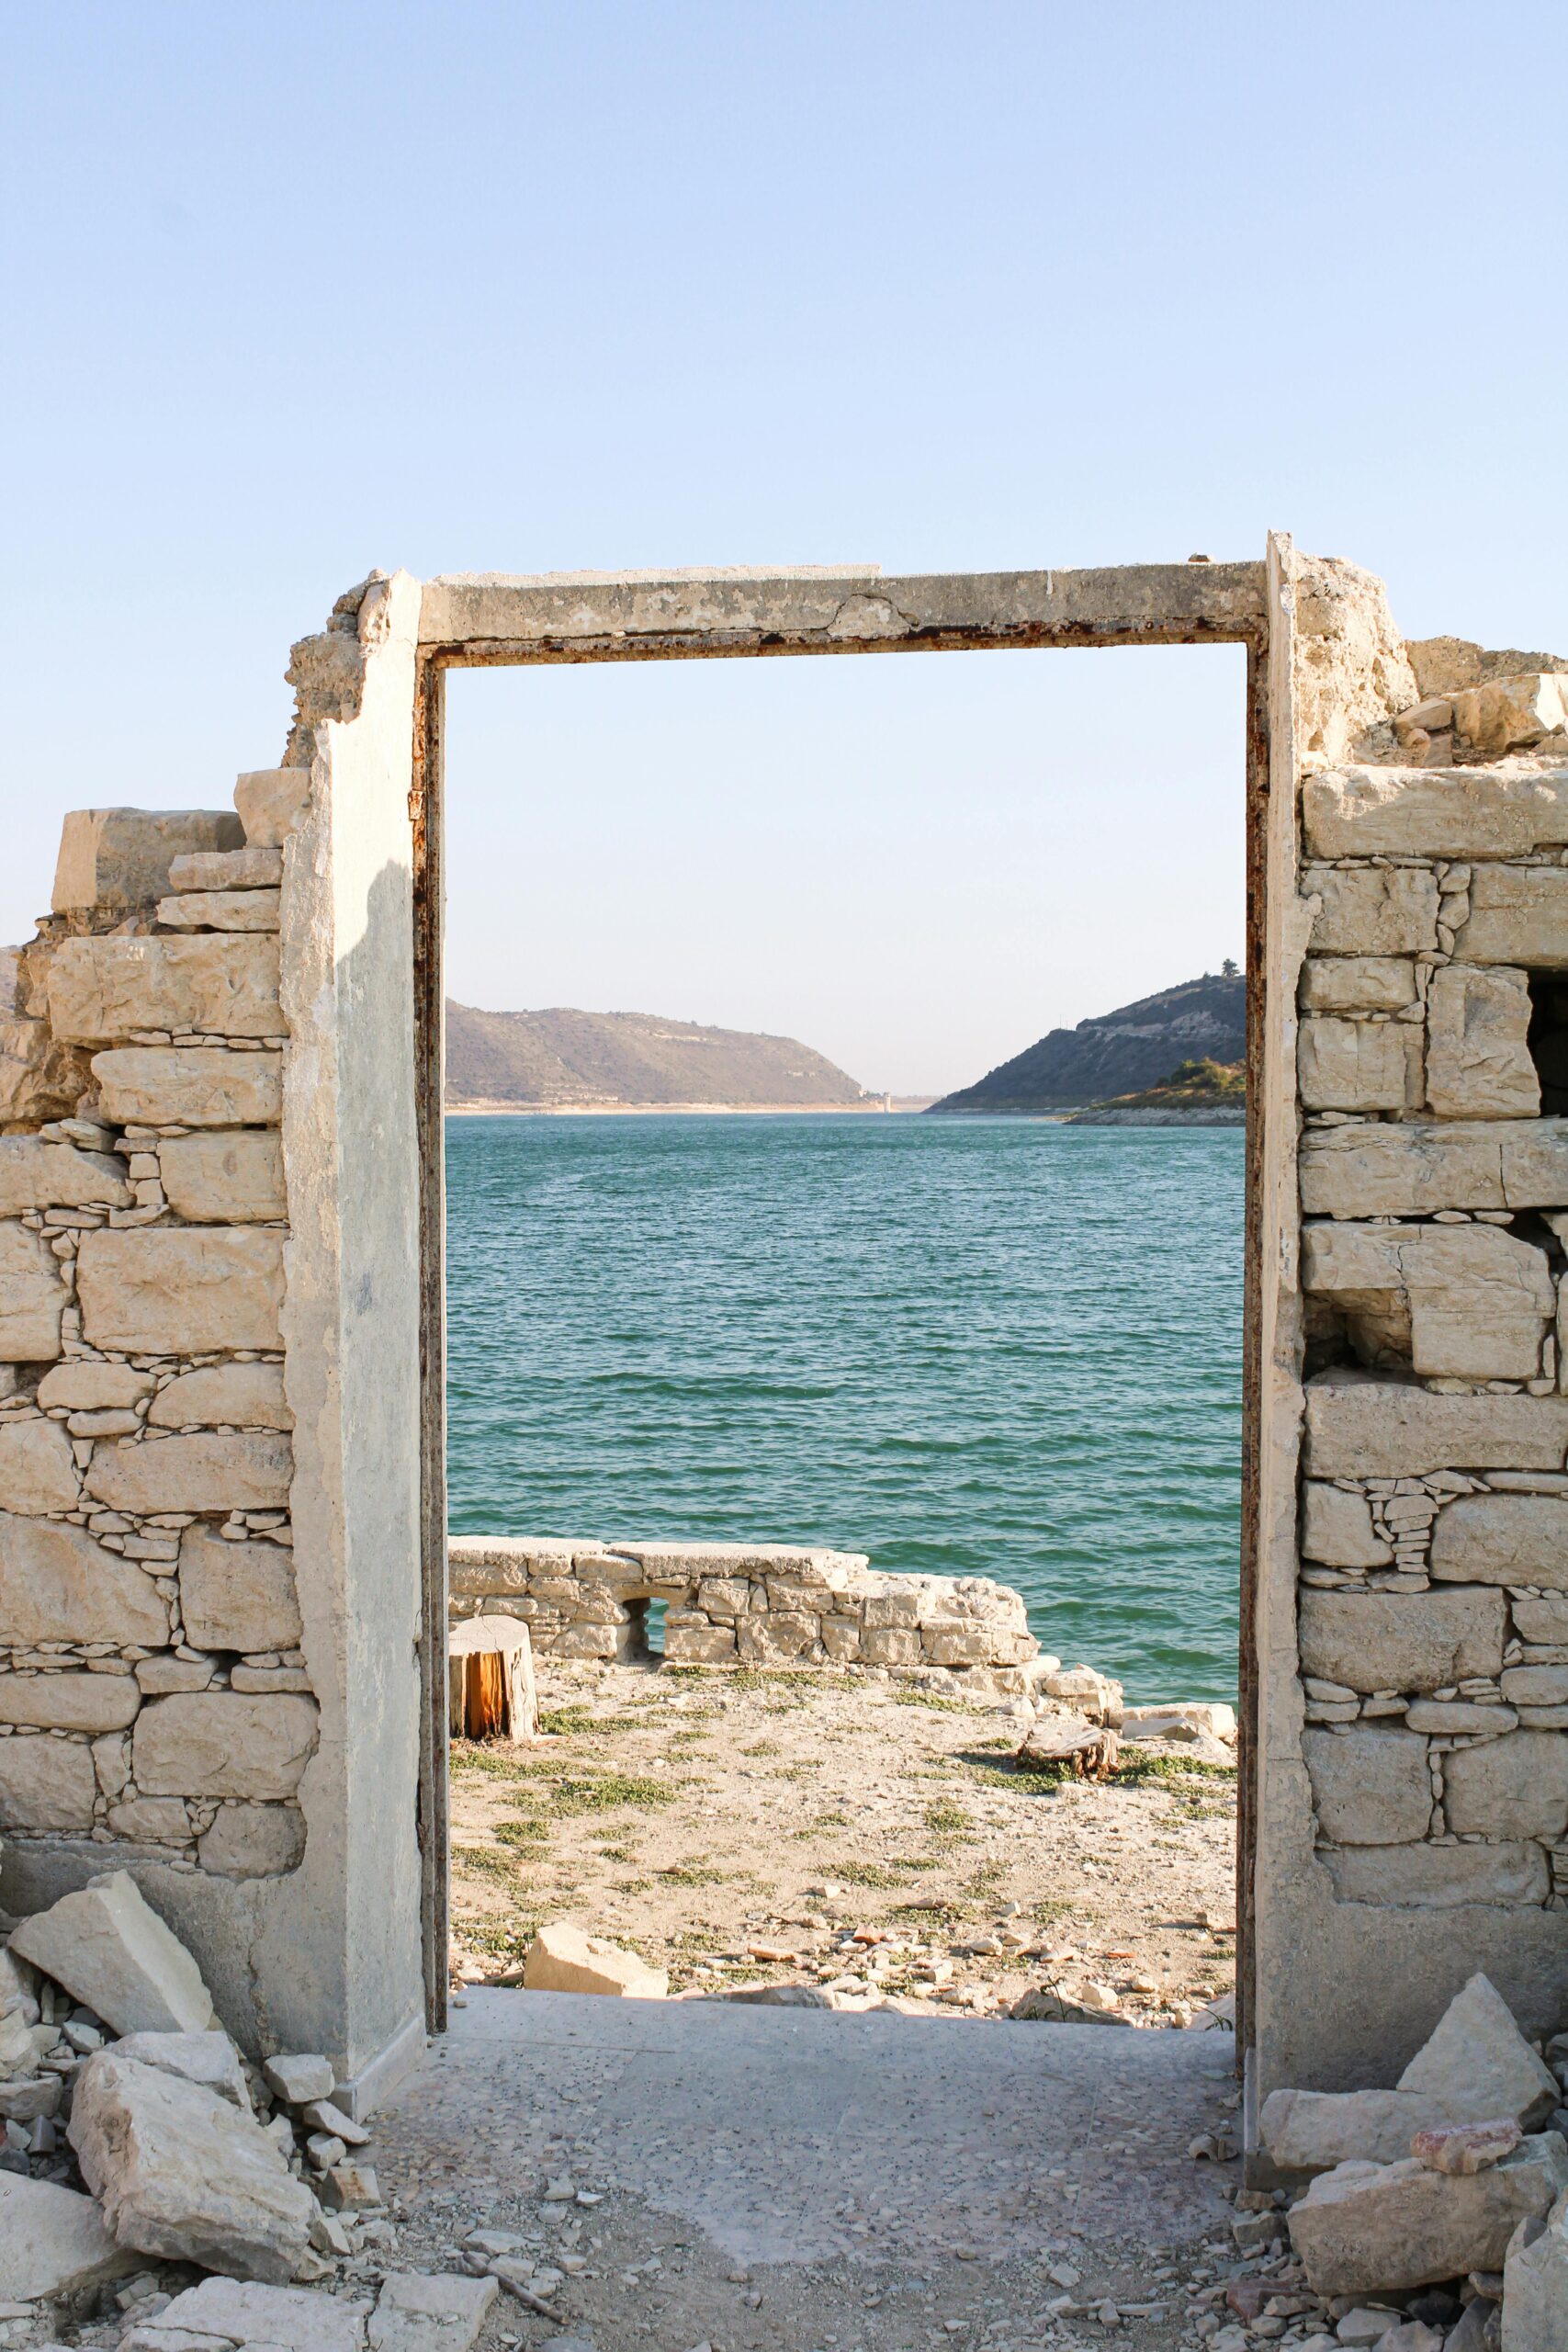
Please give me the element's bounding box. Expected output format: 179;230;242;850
418;561;1265;653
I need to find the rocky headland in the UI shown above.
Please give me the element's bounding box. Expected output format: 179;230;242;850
930;973;1246;1114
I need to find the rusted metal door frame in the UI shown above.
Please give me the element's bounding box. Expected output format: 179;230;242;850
410;561;1280;2053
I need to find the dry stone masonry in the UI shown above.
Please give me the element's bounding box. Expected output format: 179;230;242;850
0;804;311;1883
1292;646;1568;1930
448;1537;1038;1676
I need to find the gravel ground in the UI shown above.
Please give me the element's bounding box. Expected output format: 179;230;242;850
447;1659;1238;2026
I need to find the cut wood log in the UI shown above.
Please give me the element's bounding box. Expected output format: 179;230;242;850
447;1614;539;1742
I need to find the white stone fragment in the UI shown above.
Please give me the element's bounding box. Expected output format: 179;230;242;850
69;2048;316;2283
1398;1973;1560;2128
523;1922;668;1997
1502;2185;1568;2352
369;2271;498;2352
0;2172;138;2299
1288;2134;1568;2294
112;2029;251;2109
263;2052;334;2104
9;1870;217;2034
152;2277;368;2352
1260;2086;1454;2172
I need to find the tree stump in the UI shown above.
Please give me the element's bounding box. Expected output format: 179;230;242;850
448;1613;539;1742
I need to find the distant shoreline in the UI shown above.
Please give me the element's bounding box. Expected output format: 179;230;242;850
446;1097;939;1117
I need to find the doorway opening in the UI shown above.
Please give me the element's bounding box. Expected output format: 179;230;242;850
409;560;1279;2051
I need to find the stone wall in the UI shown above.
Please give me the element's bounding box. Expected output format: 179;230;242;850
448;1538;1037;1676
1241;584;1568;2104
1294;718;1568;1919
0;569;428;2095
0;806;311;1878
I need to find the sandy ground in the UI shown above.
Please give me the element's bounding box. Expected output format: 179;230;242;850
447;1660;1238;2027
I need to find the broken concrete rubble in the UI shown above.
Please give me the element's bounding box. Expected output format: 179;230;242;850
1287;2135;1568;2294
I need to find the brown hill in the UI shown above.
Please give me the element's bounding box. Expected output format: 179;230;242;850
446;1002;869;1109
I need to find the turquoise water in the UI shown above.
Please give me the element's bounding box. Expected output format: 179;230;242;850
445;1114;1244;1703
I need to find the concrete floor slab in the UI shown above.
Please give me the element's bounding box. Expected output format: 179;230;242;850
375;1991;1242;2266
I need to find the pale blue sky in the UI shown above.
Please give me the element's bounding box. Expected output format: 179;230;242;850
5;4;1564;1092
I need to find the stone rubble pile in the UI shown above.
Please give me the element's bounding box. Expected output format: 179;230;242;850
1239;1973;1568;2351
0;1862;436;2335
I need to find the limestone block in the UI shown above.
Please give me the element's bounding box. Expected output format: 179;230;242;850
37;1362;153;1410
1288;2137;1568;2293
167;846;284;893
111;2028;250;2109
86;1429;290;1518
1514;1595;1568;1643
234;768;310;849
158;1130;286;1222
0;1514;168;1645
198;1802;306;1878
1299;956;1418;1013
1300;1482;1392;1567
0;2172;139;2299
150;1363;290;1430
157;888;280;932
0;1671;140;1733
1405;1700;1518;1734
49;933;286;1044
0;1219;67;1360
51;809;243;914
1502;2185;1568;2352
661;1621;737;1663
107;1797;192;1843
1321;1841;1550;1907
175;1527;301;1653
1299;1018;1423;1113
862;1625;923;1665
0;1733;96;1829
1261;2086;1455;2172
0;1137;131;1216
737;1612;818;1663
152;2280;367;2352
371;2270;498;2352
1427;966;1539;1119
1452;675;1568;757
863;1589;923;1629
0;1416;81;1510
93;1046;283;1127
1444;1729;1568;1839
694;1577;752;1619
69;2047;315;2282
1303;1220;1553;1380
1301;1589;1504;1694
1303;1725;1433;1844
1304;763;1568;857
77;1225;284;1355
132;1691;319;1798
11;1870;215;2032
1309;866;1440;956
820;1617;861;1659
1503;1665;1568;1706
1455;865;1568;967
1431;1493;1568;1588
263;2052;334;2102
1303;1371;1568;1476
522;1922;667;1997
1399;1973;1561;2127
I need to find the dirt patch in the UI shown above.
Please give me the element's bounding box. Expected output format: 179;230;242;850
448;1659;1237;2024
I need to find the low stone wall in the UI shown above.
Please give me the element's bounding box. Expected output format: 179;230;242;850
448;1538;1038;1677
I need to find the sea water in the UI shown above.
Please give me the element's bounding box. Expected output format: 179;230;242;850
446;1114;1243;1703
